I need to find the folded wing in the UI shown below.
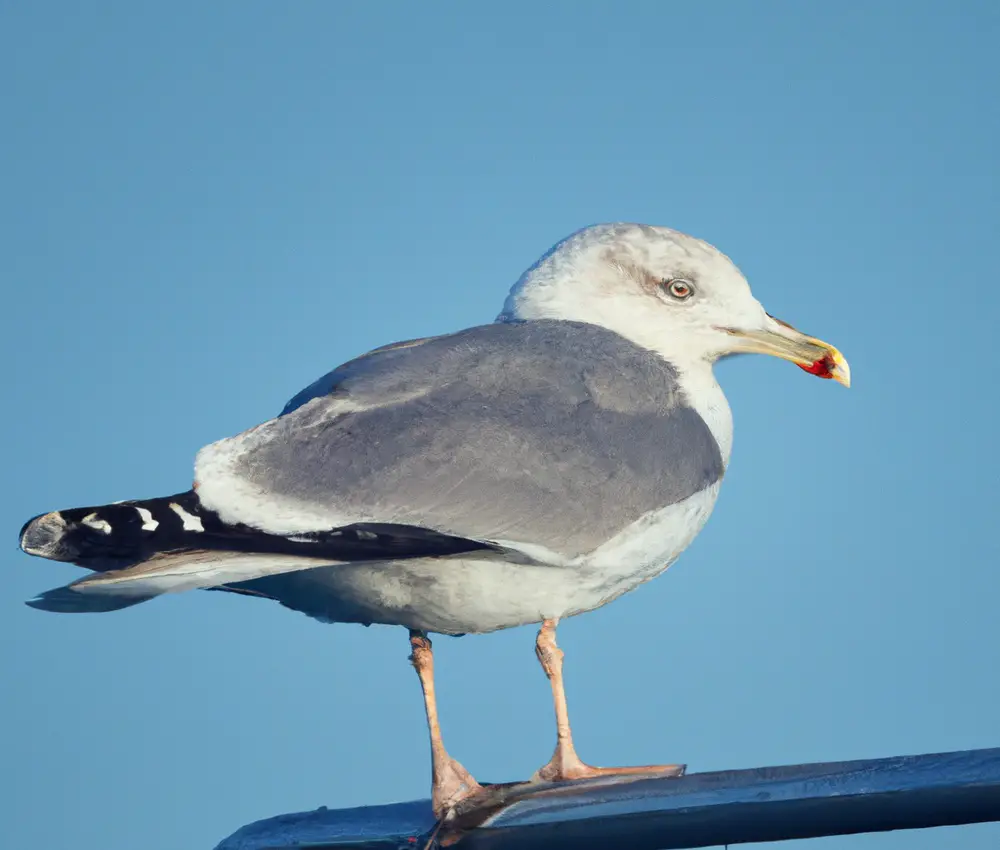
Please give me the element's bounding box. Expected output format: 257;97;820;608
194;319;724;559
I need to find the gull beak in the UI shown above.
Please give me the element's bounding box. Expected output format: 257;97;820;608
721;314;851;388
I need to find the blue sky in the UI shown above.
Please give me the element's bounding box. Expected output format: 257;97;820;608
2;2;997;848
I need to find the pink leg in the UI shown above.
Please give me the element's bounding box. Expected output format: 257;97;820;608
532;619;684;782
409;631;483;819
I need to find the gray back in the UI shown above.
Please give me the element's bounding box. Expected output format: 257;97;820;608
238;320;724;556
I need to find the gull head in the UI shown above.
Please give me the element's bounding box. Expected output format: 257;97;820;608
499;223;849;387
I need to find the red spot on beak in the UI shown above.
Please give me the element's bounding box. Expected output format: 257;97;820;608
798;354;836;379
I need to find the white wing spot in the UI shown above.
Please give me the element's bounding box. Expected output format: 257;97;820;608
169;502;204;532
81;513;112;535
135;506;159;532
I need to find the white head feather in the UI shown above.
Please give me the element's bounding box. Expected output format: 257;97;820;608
499;223;769;373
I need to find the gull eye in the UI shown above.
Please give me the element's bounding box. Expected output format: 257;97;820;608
665;278;694;300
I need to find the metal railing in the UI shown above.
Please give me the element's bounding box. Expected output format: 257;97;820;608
215;747;1000;849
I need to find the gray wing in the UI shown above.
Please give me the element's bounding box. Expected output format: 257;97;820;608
194;320;724;558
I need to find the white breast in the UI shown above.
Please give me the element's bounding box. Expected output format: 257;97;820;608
676;362;733;466
570;480;722;605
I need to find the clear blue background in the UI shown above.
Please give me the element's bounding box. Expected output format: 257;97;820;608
3;2;997;848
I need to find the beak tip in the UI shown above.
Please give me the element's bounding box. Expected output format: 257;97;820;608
832;354;851;389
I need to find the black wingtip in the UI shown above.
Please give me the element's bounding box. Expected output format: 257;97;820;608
19;512;74;561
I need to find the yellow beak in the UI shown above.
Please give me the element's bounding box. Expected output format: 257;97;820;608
721;315;851;388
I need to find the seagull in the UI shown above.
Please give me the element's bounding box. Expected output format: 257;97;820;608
19;223;848;819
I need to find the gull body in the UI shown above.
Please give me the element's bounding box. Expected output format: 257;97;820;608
18;223;848;818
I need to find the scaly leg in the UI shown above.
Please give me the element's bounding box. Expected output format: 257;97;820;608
409;630;483;819
532;618;684;782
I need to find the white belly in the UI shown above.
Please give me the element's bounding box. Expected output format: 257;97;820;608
315;482;722;634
